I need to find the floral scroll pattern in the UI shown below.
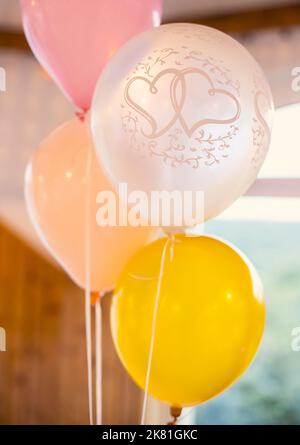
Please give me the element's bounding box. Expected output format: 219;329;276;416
252;73;272;168
121;42;241;168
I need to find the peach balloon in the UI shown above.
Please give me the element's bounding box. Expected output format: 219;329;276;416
25;117;156;292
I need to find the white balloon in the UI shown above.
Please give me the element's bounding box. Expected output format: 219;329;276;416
91;23;273;227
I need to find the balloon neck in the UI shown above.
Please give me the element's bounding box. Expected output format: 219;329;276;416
90;289;113;305
167;406;182;425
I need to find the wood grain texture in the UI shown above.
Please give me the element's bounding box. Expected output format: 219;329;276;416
0;223;143;424
164;3;300;31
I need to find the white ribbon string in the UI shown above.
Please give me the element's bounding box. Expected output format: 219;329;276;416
95;298;103;425
140;238;170;425
84;290;93;425
84;147;94;425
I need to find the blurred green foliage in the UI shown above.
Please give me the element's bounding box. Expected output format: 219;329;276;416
192;221;300;425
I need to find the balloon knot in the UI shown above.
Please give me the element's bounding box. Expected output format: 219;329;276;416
167;406;182;425
90;290;112;306
90;291;100;306
75;109;88;122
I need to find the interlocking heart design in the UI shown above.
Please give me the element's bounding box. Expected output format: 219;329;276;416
124;67;241;139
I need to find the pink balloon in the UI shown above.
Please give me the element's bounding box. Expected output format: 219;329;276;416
25;117;157;292
20;0;162;110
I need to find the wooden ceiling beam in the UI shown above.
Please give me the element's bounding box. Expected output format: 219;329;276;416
0;4;300;51
0;28;28;50
164;3;300;33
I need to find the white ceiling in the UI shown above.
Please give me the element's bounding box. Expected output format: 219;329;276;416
0;0;20;29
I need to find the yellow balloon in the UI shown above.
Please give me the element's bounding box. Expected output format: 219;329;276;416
111;234;265;407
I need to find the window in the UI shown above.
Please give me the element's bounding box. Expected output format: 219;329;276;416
187;105;300;424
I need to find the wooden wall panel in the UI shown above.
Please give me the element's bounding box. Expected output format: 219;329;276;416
0;223;143;424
